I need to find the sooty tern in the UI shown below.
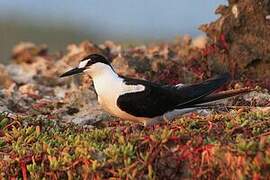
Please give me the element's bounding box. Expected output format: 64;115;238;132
60;54;251;126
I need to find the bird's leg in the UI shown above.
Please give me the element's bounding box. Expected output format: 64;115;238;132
163;108;198;122
144;116;163;127
144;110;190;126
144;108;198;127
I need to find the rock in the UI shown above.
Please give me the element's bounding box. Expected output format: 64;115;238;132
0;65;14;89
5;64;35;84
63;107;107;126
243;90;270;106
191;35;208;49
182;34;192;46
12;42;47;64
63;41;104;67
0;37;269;128
61;97;107;125
200;0;270;79
0;92;10;113
100;41;122;56
112;55;137;77
59;87;107;125
18;84;39;96
215;5;229;15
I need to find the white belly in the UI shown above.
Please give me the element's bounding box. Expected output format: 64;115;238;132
92;70;149;124
98;94;149;124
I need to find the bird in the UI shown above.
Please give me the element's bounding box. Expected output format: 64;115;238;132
60;54;251;126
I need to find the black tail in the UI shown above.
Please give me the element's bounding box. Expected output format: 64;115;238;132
174;73;231;108
195;87;252;104
176;87;253;109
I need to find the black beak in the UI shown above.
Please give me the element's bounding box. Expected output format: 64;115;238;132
60;67;84;78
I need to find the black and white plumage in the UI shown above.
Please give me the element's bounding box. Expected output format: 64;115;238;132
60;54;251;126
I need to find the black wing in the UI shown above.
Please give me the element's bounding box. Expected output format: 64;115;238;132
117;73;231;118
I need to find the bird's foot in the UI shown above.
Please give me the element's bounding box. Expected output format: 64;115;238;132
144;117;164;127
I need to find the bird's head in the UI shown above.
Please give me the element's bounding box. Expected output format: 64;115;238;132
60;54;113;78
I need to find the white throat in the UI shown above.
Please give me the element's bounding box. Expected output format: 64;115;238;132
85;63;121;92
84;62;148;123
87;63;144;95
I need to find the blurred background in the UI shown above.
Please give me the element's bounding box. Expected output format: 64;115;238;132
0;0;226;62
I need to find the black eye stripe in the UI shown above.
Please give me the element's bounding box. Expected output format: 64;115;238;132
80;54;111;67
86;60;95;66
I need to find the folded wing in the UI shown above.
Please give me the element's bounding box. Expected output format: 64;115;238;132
117;73;231;118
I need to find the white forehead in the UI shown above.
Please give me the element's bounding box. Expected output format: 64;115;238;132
78;59;90;68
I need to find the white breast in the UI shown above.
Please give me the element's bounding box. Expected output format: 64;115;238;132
89;63;149;123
